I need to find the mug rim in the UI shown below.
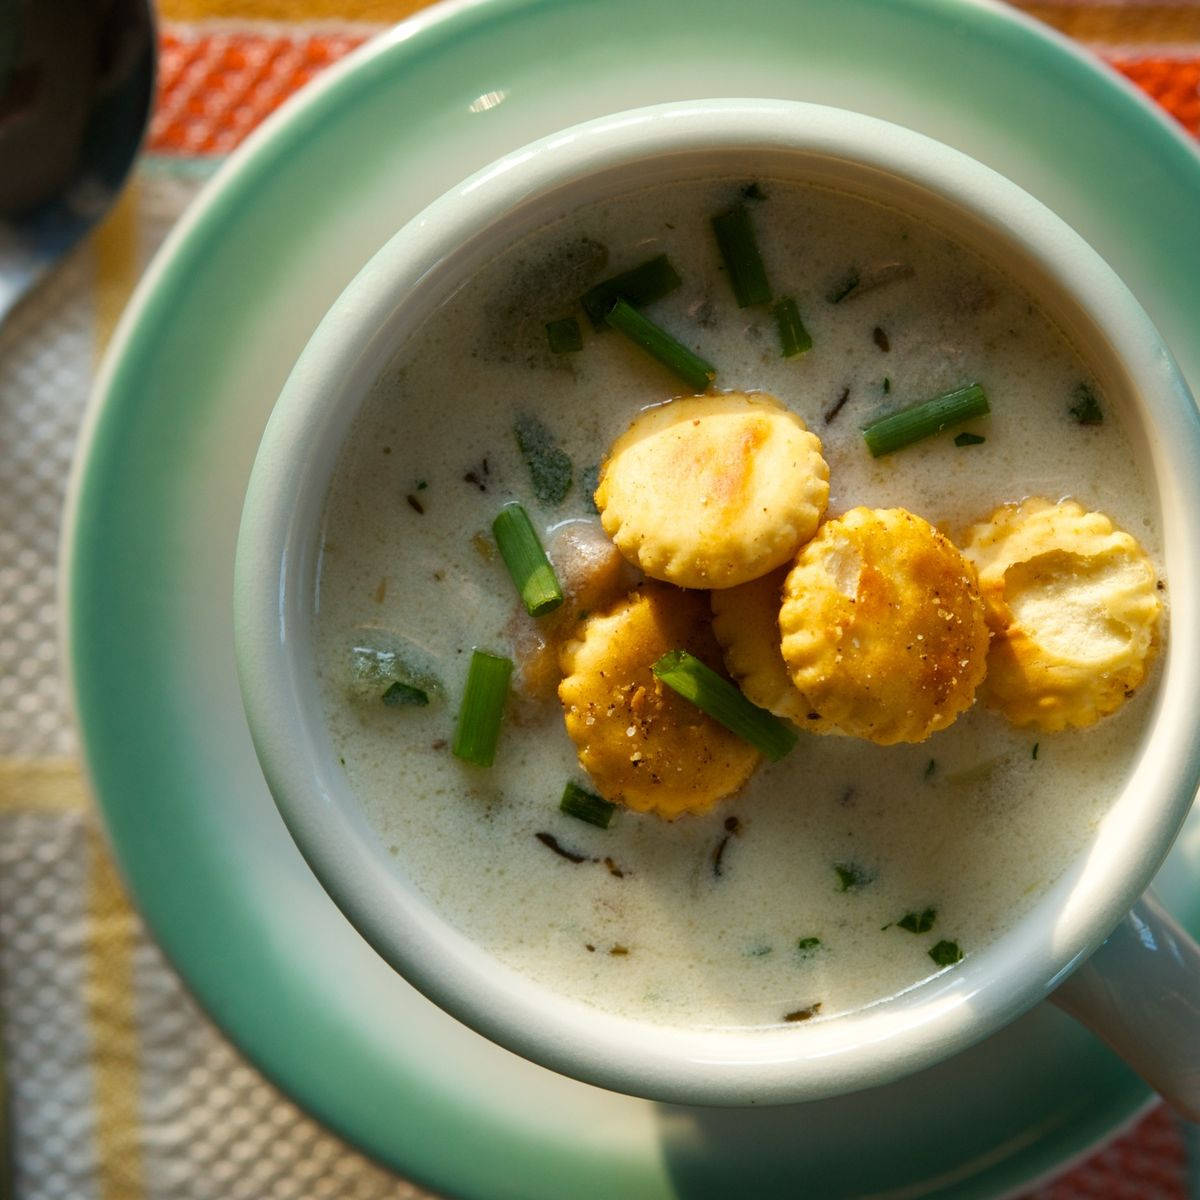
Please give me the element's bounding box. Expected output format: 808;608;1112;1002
234;98;1200;1105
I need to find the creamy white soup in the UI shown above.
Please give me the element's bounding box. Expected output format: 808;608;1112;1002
313;177;1162;1030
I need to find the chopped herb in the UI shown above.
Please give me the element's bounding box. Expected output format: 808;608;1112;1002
834;862;874;892
824;386;851;425
773;297;812;357
954;432;987;447
712;204;772;307
784;1003;822;1022
463;463;488;492
451;649;513;767
514;413;573;505
741;182;767;201
546;316;583;353
580;254;682;329
560;780;616;829
861;382;990;457
416;480;427;489
492;502;564;617
929;940;963;967
883;377;891;394
381;680;429;707
579;463;601;514
897;907;937;934
652;650;797;760
605;298;717;392
1069;382;1103;425
924;758;937;779
828;261;914;304
535;831;587;863
872;326;890;352
796;937;821;955
827;269;860;304
712;835;731;878
1032;742;1040;760
406;493;425;514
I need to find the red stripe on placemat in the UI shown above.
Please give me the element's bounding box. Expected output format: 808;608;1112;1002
1022;1105;1188;1199
151;31;369;154
148;31;1200;155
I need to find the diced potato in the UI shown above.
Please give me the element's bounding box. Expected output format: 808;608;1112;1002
595;392;829;589
961;498;1160;731
779;507;989;744
557;584;760;818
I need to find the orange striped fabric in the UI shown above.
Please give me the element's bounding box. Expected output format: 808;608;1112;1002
148;26;1200;156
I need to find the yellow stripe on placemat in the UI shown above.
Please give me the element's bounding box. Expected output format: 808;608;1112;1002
84;821;146;1200
1014;2;1200;43
0;760;147;1197
159;0;429;19
0;758;89;812
94;179;141;355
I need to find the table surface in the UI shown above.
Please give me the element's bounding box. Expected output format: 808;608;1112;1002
2;2;1199;1198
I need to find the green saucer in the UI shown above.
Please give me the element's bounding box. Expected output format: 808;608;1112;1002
64;1;1200;1196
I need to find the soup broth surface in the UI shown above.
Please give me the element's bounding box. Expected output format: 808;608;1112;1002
314;177;1161;1029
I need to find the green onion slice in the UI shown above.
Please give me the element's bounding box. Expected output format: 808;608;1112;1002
862;382;989;457
651;650;797;761
546;316;582;353
492;502;563;618
605;299;716;393
452;650;513;767
560;781;616;829
773;297;812;357
581;255;682;329
712;204;772;307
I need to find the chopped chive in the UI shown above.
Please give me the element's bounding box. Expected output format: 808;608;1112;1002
773;297;812;357
883;377;891;394
513;414;572;505
924;758;937;779
954;431;986;447
1069;381;1103;425
712;204;772;307
929;940;963;967
492;502;563;617
381;681;429;707
741;181;767;201
581;254;682;329
872;326;890;352
546;316;582;353
651;650;796;760
897;907;937;934
796;936;821;954
560;780;616;829
1032;742;1040;760
452;650;513;767
606;299;716;392
862;382;989;457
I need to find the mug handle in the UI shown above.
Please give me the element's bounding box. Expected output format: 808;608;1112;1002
1051;890;1200;1122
